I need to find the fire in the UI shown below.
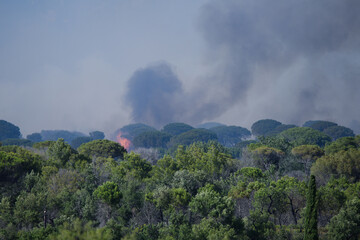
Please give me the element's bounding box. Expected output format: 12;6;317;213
116;132;131;151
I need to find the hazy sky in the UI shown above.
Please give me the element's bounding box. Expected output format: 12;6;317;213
0;0;207;136
1;0;360;136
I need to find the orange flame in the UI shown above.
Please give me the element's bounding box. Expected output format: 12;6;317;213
116;132;131;151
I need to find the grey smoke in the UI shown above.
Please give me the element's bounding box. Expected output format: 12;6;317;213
127;0;360;129
126;63;183;128
197;0;360;126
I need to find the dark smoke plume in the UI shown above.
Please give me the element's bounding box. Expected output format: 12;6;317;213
197;0;360;126
127;0;360;128
126;63;183;128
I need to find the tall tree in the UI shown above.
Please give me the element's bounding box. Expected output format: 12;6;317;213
0;120;21;141
304;175;318;240
89;131;105;140
251;119;282;136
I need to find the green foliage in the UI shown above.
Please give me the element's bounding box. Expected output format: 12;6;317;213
13;191;46;229
251;146;285;170
171;188;191;208
174;142;235;177
49;218;112;240
117;123;156;140
78;139;126;159
17;226;55;240
0;147;41;182
89;131;105;140
304;120;337;132
161;122;194;136
324;136;359;155
311;148;360;183
318;178;348;222
47;169;84;195
209;125;251;147
291;145;324;161
265;124;297;136
190;184;234;221
280;127;332;147
168;129;218;150
47;138;77;167
117;152;152;179
125;224;159;240
236;140;257;149
252;176;306;225
133;131;171;148
148;187;190;211
291;145;324;175
1;121;360;239
323;125;355;140
158;213;192;240
94;181;122;206
244;210;275;240
327;197;360;240
304;175;319;240
1;138;33;147
171;170;207;196
247;142;263;151
0;197;12;227
33;140;55;149
356;135;360;144
151;155;179;185
191;217;237;240
70;136;93;149
26;132;43;142
229;180;265;199
257;135;293;152
251;119;282;136
40;130;86;143
239;167;265;181
0;119;21;141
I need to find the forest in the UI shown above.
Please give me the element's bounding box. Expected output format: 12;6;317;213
0;118;359;239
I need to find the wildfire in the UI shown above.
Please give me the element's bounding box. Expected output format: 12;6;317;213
116;132;131;151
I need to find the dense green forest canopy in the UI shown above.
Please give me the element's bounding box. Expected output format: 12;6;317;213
303;120;355;140
251;119;282;136
40;130;86;143
133;131;172;149
303;120;338;131
279;127;332;147
26;133;42;143
167;128;218;150
0;120;21;141
0;118;359;239
115;123;156;141
77;139;127;159
161;123;194;136
209;125;251;147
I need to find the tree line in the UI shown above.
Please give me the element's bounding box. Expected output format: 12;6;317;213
0;119;359;239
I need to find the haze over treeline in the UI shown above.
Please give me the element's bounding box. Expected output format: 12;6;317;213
1;0;360;135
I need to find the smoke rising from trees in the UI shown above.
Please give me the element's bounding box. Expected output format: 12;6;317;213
199;0;360;127
126;0;360;131
1;1;360;134
126;63;184;128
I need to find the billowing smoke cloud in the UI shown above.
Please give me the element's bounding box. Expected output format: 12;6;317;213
127;0;360;130
126;63;183;128
197;0;360;126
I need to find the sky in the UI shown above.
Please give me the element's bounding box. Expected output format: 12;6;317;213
1;0;360;137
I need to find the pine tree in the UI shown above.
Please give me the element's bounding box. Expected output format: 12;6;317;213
304;175;318;240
